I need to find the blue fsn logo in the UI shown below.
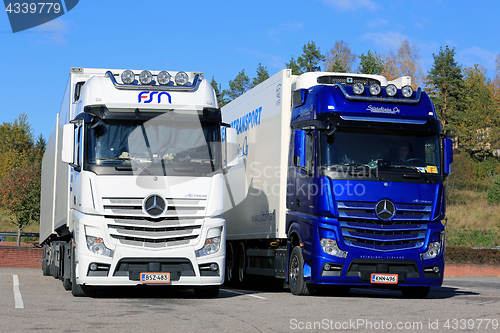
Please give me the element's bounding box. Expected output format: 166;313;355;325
138;91;171;104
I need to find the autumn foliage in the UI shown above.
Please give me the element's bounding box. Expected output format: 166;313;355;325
0;114;44;245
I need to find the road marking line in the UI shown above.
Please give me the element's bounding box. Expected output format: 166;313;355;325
12;275;24;309
220;289;267;300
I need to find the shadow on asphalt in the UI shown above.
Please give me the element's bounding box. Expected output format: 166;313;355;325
79;276;482;300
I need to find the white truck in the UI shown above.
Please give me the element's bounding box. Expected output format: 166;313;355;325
40;67;237;297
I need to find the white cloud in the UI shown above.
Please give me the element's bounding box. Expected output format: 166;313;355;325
363;31;409;51
268;22;304;44
31;18;70;44
321;0;377;11
367;18;388;27
458;46;497;72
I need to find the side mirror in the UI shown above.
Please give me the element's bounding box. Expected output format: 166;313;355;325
61;123;75;164
225;127;238;167
293;130;306;168
443;138;453;175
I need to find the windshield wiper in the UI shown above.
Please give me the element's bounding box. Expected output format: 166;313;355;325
323;163;383;181
176;159;206;176
95;157;153;175
390;165;436;184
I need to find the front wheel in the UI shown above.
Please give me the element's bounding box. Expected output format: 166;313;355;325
289;246;312;296
71;243;91;297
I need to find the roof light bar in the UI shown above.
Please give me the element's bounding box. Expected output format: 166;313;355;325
107;70;202;91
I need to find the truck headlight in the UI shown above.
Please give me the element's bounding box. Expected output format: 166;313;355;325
353;82;364;95
196;236;221;257
121;70;135;84
320;238;347;258
139;70;153;85
421;232;444;260
175;71;189;86
402;85;413;98
86;236;114;258
369;83;381;96
157;71;171;85
386;84;397;97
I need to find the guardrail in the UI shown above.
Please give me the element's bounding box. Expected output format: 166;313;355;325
0;232;39;238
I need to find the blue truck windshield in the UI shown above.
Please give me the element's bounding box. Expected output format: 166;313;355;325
320;128;441;174
86;116;220;176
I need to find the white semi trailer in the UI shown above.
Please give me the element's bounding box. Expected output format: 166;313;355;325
40;67;237;297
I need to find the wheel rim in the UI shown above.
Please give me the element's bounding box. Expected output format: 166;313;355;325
290;255;299;287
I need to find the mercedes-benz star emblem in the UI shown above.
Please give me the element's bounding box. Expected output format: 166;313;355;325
144;195;166;217
375;199;396;221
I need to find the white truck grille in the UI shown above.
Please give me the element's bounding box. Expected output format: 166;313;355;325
103;196;206;248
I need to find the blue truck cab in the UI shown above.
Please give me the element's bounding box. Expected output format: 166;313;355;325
287;73;453;297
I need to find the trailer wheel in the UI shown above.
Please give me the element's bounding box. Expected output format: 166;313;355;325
236;242;247;286
225;242;235;286
42;244;50;276
401;286;430;299
63;278;72;291
71;243;90;297
194;286;220;298
289;246;311;296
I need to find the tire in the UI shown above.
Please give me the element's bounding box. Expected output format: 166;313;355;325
42;244;50;276
51;245;60;280
288;246;312;296
193;286;220;298
71;243;90;297
235;242;247;286
63;278;72;291
225;242;235;286
401;286;430;299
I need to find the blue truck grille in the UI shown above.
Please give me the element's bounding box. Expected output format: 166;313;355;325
338;200;431;252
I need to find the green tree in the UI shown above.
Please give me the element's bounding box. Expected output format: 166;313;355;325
286;56;303;75
0;114;36;183
225;69;251;101
0;114;44;245
0;162;41;245
210;76;229;107
358;50;384;75
287;41;325;75
297;41;325;72
455;65;499;158
487;175;500;204
324;40;356;73
426;46;465;131
251;63;270;88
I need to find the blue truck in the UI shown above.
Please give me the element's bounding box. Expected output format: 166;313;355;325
222;69;453;297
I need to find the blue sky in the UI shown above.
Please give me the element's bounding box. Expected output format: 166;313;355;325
1;0;499;141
